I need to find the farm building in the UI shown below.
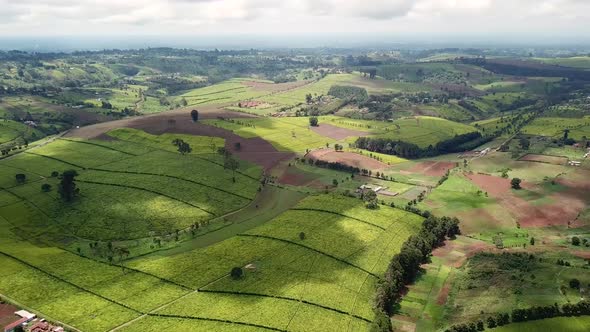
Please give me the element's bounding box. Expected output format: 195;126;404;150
568;161;582;166
0;304;30;332
28;319;64;332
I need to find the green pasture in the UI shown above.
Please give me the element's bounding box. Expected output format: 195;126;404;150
259;74;355;107
535;56;590;69
204;116;337;152
446;251;590;326
179;79;269;106
327;115;477;148
493;316;590;332
521;116;590;140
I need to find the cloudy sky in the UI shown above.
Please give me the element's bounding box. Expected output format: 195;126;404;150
1;0;590;42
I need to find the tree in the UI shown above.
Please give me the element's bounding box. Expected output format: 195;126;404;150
572;236;581;246
41;183;52;192
511;178;522;190
190;109;199;122
309;116;319;127
519;137;530;150
58;170;79;202
332;179;339;187
530;237;535;246
224;157;240;181
234;142;241;151
172;139;192;155
299;232;305;240
363;189;378;209
305;93;313;104
51;171;59;177
570;278;580;289
230;267;243;280
15;173;26;184
563;129;570;141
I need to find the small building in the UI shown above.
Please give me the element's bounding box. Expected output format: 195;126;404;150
568;161;582;166
1;304;28;332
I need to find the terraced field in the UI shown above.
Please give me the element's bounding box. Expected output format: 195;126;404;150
0;132;262;246
180;79;270;106
121;194;423;331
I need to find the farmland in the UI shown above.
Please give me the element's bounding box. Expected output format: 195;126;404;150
2;44;590;332
521;117;590;140
120;194;423;331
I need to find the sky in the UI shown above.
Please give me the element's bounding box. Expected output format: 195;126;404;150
1;0;590;47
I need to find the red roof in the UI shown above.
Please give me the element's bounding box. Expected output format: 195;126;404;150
3;316;28;332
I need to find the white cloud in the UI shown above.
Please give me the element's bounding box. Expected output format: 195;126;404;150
0;0;589;39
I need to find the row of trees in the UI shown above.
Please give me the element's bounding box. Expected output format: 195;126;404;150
373;215;461;331
355;132;486;159
444;300;590;332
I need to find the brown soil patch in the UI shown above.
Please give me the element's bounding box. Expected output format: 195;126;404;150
466;173;589;228
409;161;457;177
432;238;493;268
573;251;590;259
310;123;370;140
519;154;568;165
278;167;319;186
67;105;292;171
307;149;389;170
436;280;452;305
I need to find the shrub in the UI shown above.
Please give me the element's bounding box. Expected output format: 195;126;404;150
511;178;522;190
572;236;581;246
230;267;243;280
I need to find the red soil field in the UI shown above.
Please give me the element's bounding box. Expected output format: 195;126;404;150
408;161;456;177
519;154;568;165
278;166;319;186
466;173;589;228
310;123;370;140
67;107;293;171
307;149;389;170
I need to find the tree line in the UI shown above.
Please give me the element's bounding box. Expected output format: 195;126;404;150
444;300;590;332
372;215;461;332
355;132;486;159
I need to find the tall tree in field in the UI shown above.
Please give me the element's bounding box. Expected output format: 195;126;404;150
309;116;319;127
172;139;192;155
191;109;199;122
563;129;570;141
224;157;240;182
58;170;79;202
511;178;522;190
15;173;26;184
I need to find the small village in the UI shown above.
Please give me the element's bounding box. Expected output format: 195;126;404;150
1;302;64;332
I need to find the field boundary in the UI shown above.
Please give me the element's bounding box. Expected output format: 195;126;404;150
197;289;373;323
237;233;380;278
0;250;142;314
289;207;386;230
146;313;286;331
88;168;252;200
76;179;216;215
25;151;85;169
59;138;138;156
